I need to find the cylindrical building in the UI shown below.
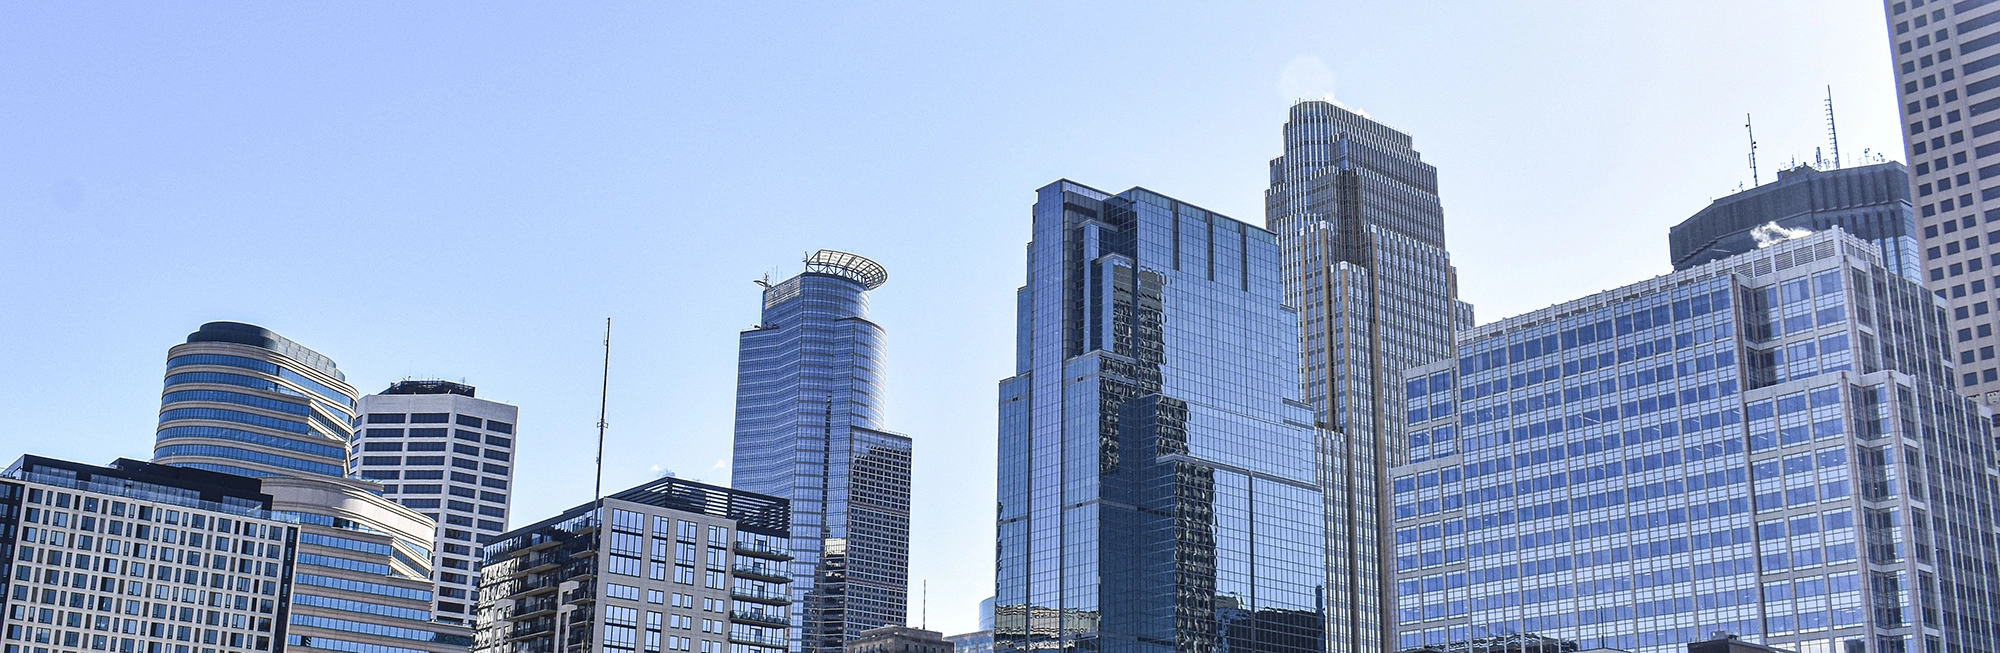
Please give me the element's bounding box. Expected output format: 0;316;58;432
154;321;359;478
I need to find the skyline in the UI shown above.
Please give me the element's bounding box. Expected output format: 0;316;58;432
0;0;1911;638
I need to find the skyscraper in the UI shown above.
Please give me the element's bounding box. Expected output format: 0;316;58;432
1263;101;1470;653
994;181;1333;653
354;380;521;625
153;321;471;653
731;251;913;653
1880;0;2000;405
1668;161;1919;280
1389;230;2000;653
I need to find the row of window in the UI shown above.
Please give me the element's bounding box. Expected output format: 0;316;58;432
363;413;512;433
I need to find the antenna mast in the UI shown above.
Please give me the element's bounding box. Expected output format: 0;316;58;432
1825;86;1842;169
1746;114;1760;186
921;579;928;630
595;317;612;503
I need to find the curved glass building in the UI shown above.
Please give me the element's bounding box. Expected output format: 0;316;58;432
151;321;473;653
732;250;913;653
154;321;360;478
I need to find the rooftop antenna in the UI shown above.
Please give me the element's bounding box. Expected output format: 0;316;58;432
1746;114;1760;187
594;317;612;503
1825;86;1842;169
921;579;928;630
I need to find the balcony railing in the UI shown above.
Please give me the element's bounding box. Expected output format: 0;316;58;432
730;611;788;628
728;587;789;605
731;540;793;561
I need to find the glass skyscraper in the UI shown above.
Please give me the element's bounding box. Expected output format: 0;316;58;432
1667;161;1919;281
994;181;1333;653
1263;101;1470;653
731;250;913;653
152;321;472;653
1390;230;2000;653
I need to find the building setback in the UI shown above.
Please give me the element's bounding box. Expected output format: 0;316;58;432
731;250;912;653
0;455;297;653
1264;100;1472;653
472;477;793;653
994;181;1333;653
1389;230;2000;653
355;380;521;625
1668;162;1920;280
1880;0;2000;405
150;322;471;653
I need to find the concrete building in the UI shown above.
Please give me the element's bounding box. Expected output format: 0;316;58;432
1390;230;2000;653
0;455;297;653
1668;162;1919;280
1879;0;2000;406
473;477;792;653
845;627;947;653
731;250;912;653
995;181;1335;653
151;321;471;653
1264;100;1473;653
355;380;520;624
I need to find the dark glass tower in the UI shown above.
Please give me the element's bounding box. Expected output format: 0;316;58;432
995;181;1333;653
1668;161;1918;280
1264;101;1470;653
732;250;913;653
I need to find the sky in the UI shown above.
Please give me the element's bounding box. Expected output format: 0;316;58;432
0;1;1905;637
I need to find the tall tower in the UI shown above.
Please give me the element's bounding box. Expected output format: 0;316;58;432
354;379;521;625
731;250;914;653
1881;1;2000;406
1264;101;1470;653
994;181;1334;653
153;321;471;653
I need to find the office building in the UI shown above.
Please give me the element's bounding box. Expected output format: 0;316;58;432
994;181;1333;653
151;322;471;653
355;380;520;624
472;477;792;653
1264;100;1472;652
0;455;296;653
1881;0;2000;405
944;598;992;653
1668;162;1919;280
845;627;946;653
1390;230;2000;653
731;250;913;653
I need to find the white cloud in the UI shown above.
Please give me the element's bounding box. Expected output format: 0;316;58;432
1278;56;1339;104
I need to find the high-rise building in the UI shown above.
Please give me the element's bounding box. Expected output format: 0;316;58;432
1389;230;2000;653
1668;161;1919;280
354;380;521;625
994;181;1333;653
0;454;299;653
1880;0;2000;405
731;251;913;653
151;321;472;653
1264;100;1471;653
472;476;793;653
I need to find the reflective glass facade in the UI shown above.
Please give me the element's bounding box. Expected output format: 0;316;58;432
1668;162;1919;280
731;252;912;653
995;181;1332;653
1263;101;1469;653
149;322;470;653
1390;230;2000;653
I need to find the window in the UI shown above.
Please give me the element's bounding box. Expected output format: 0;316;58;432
411;413;449;424
367;414;406;424
455;415;483;428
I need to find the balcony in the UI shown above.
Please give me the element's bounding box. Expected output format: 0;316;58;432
731;564;790;583
728;631;787;648
728;587;790;605
507;619;555;641
730;611;789;628
508;597;557;620
731;540;793;561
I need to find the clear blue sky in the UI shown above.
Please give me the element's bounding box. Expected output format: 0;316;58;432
0;1;1901;636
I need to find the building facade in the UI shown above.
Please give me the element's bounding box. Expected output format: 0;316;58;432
845;627;946;653
0;455;296;653
1263;100;1472;653
355;380;521;624
1880;0;2000;405
150;322;471;653
1389;230;2000;653
472;477;792;653
1668;162;1920;280
731;251;912;653
994;181;1333;653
